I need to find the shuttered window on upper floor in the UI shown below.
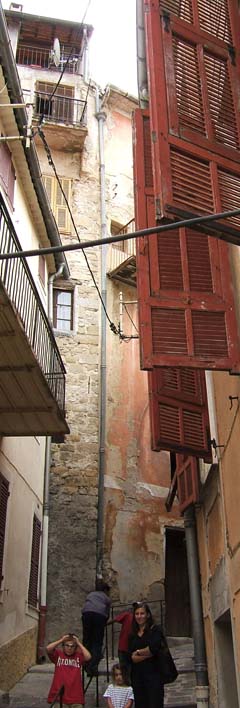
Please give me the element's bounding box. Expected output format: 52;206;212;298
0;141;15;206
133;108;240;371
148;367;211;459
28;514;41;608
43;175;71;233
159;0;234;46
144;0;240;241
175;454;200;513
0;473;9;584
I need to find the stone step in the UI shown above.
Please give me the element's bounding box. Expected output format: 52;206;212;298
164;703;197;708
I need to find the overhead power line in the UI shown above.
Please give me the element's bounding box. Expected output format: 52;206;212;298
2;206;240;262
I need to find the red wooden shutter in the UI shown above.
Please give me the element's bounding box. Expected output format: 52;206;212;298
176;454;200;513
0;473;9;582
133;109;240;371
145;0;240;243
148;367;211;458
28;514;41;607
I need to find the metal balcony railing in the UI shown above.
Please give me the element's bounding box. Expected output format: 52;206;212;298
17;44;81;74
33;90;87;126
0;193;67;415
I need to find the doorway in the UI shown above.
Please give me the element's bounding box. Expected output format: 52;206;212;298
165;527;191;637
215;610;239;708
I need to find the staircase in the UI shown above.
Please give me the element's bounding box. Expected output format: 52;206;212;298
164;638;196;707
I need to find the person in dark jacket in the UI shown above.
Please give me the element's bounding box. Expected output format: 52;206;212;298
128;602;164;708
82;580;111;676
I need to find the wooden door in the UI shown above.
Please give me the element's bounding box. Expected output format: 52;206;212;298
165;527;191;636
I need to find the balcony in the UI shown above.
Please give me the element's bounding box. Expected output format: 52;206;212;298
107;220;136;287
0;194;69;436
32;89;88;151
17;44;81;74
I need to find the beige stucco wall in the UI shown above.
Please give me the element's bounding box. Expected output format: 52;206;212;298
0;84;53;688
196;241;240;704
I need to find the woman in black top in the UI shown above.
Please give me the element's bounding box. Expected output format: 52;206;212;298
128;602;164;708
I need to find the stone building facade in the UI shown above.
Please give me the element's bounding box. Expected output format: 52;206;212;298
0;3;68;689
5;5;189;657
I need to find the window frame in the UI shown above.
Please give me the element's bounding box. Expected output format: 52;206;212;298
28;514;41;609
0;472;10;588
53;285;75;333
42;174;72;234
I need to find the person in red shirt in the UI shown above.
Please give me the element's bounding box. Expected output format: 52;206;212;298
108;605;137;680
46;633;91;707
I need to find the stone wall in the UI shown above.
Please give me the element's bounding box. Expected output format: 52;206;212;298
0;626;38;692
44;85;182;641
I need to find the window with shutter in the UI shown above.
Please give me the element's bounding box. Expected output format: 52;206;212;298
133;108;240;371
28;514;41;608
0;473;9;584
0;141;15;206
176;454;200;513
148;367;211;458
145;0;240;242
159;0;234;46
42;175;71;233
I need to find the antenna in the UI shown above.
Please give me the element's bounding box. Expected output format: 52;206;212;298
49;38;61;67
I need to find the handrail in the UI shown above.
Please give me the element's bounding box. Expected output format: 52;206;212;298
108;599;165;660
50;685;64;707
0;193;66;415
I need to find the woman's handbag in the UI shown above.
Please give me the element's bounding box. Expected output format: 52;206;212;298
157;632;178;684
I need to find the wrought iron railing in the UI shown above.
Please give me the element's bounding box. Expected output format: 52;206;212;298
33;90;87;126
17;44;81;74
0;193;67;416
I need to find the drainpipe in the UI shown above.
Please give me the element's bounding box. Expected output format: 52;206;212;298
136;0;148;107
37;263;66;660
184;507;209;707
82;28;89;83
95;88;107;581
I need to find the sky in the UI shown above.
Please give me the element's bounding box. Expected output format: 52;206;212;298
4;0;138;95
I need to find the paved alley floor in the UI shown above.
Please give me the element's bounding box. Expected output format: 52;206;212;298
0;641;196;708
0;663;107;708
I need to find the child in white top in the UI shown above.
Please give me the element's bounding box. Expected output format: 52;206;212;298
103;663;134;708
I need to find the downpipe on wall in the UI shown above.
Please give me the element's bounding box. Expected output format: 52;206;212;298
37;263;66;660
136;0;149;107
95;88;107;581
184;506;209;707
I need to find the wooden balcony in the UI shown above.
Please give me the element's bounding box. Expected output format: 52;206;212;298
0;194;69;436
107;226;136;288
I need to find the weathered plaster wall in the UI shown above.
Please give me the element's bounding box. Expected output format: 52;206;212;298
104;278;181;603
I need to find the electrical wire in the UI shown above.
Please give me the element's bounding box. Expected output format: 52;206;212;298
123;302;139;334
3;205;240;260
37;126;136;341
